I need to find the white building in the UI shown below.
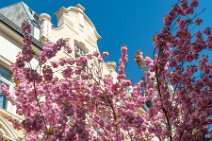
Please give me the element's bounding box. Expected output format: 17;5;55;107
0;1;116;140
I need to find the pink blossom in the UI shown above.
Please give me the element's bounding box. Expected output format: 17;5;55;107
64;45;72;53
121;45;127;53
42;66;53;81
163;16;171;26
204;27;211;35
191;0;199;7
1;83;14;101
10;1;212;140
195;18;202;25
177;19;186;29
102;51;109;57
65;58;75;65
93;51;100;57
50;61;59;68
144;56;153;66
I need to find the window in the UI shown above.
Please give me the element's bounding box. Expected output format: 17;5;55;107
0;64;12;109
74;44;88;72
82;64;89;73
125;86;133;96
63;38;71;53
75;44;85;57
0;86;7;109
0;65;11;81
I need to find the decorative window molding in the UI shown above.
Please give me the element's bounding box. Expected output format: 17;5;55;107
74;43;85;57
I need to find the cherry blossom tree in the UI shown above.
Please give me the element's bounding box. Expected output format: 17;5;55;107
1;0;212;140
134;0;212;140
2;21;147;141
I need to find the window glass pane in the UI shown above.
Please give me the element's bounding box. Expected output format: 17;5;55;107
0;95;6;109
0;82;8;109
0;64;11;109
82;65;88;73
0;64;12;81
74;44;85;57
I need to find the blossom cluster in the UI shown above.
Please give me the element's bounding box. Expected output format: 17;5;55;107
3;25;150;140
133;0;212;140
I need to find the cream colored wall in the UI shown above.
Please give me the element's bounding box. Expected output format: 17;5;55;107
0;33;39;69
39;4;117;78
0;17;41;139
0;20;35;140
1;3;110;115
0;3;118;140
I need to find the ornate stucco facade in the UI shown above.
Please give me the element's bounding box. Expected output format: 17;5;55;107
0;2;116;140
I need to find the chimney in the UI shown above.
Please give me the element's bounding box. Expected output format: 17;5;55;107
39;13;52;42
76;4;85;12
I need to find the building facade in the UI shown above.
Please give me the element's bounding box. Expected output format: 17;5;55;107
0;2;116;140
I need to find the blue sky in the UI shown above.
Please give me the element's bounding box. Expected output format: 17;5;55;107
1;0;212;83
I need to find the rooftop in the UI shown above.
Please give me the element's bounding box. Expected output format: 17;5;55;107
0;1;40;29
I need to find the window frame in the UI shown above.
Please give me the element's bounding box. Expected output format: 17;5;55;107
74;44;86;57
0;67;13;110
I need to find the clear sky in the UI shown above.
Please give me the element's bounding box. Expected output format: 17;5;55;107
1;0;212;83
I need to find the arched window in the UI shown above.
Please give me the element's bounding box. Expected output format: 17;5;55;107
74;44;85;57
